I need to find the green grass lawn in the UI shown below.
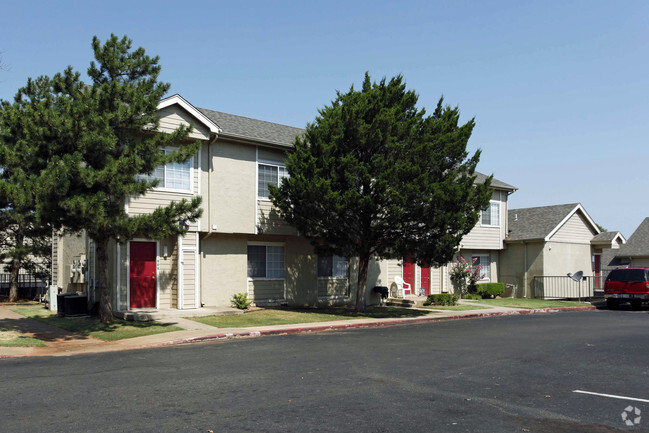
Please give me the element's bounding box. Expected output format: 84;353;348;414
468;298;591;309
10;307;182;341
0;329;45;347
422;304;492;311
191;307;433;328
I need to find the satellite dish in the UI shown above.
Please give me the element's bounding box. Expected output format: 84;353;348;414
568;271;584;282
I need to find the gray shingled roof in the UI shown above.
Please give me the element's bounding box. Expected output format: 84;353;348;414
507;203;585;241
616;218;649;258
197;107;515;190
473;172;517;191
592;231;620;242
198;108;303;148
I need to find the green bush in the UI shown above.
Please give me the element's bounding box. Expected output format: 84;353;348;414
475;283;504;299
231;293;252;310
464;293;482;300
424;293;459;306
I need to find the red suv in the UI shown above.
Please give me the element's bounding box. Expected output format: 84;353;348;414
604;268;649;309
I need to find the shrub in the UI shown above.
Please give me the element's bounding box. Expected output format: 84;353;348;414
231;293;252;310
464;293;482;300
424;293;459;306
449;256;483;297
475;283;505;299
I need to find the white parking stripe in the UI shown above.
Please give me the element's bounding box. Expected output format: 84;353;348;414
573;390;649;403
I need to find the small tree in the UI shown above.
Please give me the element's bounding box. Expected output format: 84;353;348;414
0;35;201;322
449;256;482;298
271;73;491;312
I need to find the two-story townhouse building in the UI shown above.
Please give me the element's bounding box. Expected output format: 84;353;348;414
53;94;516;314
380;174;517;297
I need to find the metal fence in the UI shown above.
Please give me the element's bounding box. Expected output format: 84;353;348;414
0;273;49;300
533;275;604;301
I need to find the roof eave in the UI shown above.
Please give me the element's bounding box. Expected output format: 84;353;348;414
158;94;222;134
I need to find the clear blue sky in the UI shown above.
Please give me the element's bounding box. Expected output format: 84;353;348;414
1;0;647;237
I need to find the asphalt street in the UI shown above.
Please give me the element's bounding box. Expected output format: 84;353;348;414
2;309;648;433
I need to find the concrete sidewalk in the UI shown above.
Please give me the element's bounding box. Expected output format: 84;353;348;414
0;302;597;358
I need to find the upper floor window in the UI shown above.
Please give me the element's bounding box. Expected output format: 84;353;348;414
481;202;500;226
318;255;348;278
247;244;285;278
258;163;288;199
138;148;192;193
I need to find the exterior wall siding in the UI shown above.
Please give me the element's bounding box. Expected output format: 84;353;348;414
209;140;256;234
461;190;507;250
51;233;59;286
631;257;649;267
543;242;593;278
157;105;210;140
257;200;297;236
549;212;597;244
182;249;196;308
317;279;348;298
247;279;284;303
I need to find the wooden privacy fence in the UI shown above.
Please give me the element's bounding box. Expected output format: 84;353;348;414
533;275;605;301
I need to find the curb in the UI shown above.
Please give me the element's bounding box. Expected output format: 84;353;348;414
153;305;597;347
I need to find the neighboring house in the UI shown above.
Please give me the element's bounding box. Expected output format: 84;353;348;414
53;94;518;312
382;174;517;297
499;203;607;298
591;230;626;285
611;218;649;268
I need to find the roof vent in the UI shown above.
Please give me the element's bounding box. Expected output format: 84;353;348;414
514;213;518;222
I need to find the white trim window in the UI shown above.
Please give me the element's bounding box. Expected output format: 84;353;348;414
481;202;500;227
258;163;288;199
138;148;193;193
247;245;285;278
472;254;490;280
318;255;348;278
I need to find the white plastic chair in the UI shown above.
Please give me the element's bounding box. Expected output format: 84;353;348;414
394;276;412;298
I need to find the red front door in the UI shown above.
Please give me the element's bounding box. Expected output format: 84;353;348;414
593;254;601;289
403;255;416;294
130;242;156;308
420;265;430;296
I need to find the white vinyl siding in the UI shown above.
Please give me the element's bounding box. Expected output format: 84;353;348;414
256;199;297;235
462;191;506;250
247;279;285;303
548;212;597;244
156;105;210;141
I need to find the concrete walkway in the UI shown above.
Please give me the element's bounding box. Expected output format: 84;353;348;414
0;302;597;358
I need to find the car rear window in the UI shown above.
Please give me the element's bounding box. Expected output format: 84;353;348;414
606;269;649;282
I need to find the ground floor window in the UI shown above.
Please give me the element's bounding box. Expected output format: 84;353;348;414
317;255;348;278
247;245;285;278
472;254;490;280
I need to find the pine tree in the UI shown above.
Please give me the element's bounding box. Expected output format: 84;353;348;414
0;174;52;302
0;35;201;322
271;73;492;312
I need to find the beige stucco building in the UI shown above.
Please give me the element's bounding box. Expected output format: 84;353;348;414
499;203;625;298
53;94;519;313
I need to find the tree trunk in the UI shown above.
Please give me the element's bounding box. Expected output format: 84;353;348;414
8;233;24;303
355;253;370;312
96;237;113;324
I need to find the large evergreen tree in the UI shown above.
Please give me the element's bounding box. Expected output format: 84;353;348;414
0;35;201;322
271;73;491;312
